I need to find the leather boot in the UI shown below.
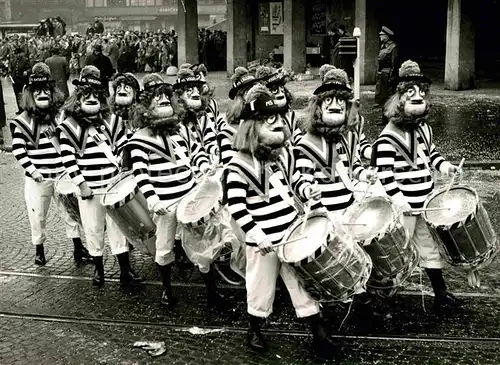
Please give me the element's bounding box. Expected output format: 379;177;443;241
128;242;135;251
92;256;105;287
73;238;93;265
201;267;232;311
35;244;46;266
306;314;336;361
247;315;267;352
116;252;144;286
426;268;463;314
158;263;178;308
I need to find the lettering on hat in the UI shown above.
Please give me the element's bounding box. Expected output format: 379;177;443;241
81;77;102;86
29;75;49;84
144;79;164;89
233;74;255;89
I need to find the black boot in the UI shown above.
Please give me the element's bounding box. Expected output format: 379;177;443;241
35;244;46;266
247;315;267;352
425;268;463;314
116;252;144;286
92;256;105;287
73;238;93;265
306;314;336;361
158;263;178;308
128;242;135;251
201;267;232;311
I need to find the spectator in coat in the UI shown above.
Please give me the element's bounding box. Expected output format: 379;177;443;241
10;46;31;114
94;20;105;35
375;26;399;107
45;45;70;100
85;43;114;96
108;39;120;71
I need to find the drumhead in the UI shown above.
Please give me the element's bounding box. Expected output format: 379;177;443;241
281;214;329;263
177;180;221;223
425;186;477;226
344;197;393;241
55;172;78;195
102;174;137;206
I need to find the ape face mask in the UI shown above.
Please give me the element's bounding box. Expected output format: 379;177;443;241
180;86;202;110
256;113;286;147
402;85;427;117
114;83;135;106
149;91;174;119
269;85;287;108
33;86;52;109
80;90;101;115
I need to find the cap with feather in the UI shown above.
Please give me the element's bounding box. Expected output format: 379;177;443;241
313;68;351;95
255;65;286;87
397;60;431;85
318;64;336;83
240;83;287;119
229;67;259;100
173;67;205;90
28;62;55;87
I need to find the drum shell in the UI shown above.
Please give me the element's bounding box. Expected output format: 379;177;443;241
56;193;81;224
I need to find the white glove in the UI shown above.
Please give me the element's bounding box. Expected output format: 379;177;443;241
31;171;43;183
444;164;461;177
258;237;274;256
153;201;168;216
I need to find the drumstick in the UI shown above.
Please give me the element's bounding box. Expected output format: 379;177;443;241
359;167;378;203
300;183;317;235
273;235;309;248
404;207;451;216
444;157;465;195
43;178;59;182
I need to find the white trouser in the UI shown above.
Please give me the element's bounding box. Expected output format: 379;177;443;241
403;215;445;269
77;194;128;257
245;246;320;318
153;211;177;266
24;177;82;246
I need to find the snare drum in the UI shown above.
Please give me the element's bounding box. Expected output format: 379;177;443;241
54;171;81;224
101;173;156;256
344;196;418;293
423;185;498;270
277;210;372;303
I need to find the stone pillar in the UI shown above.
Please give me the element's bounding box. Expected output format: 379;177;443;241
283;0;306;73
177;0;199;65
226;0;247;75
445;0;475;90
355;0;378;84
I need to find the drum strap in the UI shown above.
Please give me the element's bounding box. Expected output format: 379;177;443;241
88;126;119;168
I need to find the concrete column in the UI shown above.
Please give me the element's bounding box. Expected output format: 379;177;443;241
283;0;306;73
355;0;379;84
445;0;475;90
177;0;199;65
226;0;247;75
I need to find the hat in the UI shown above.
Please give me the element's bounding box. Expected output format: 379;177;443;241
313;68;351;95
28;62;55;86
142;73;172;91
173;67;205;90
111;72;140;92
240;84;287;119
380;26;394;37
228;67;259;100
72;65;103;88
397;60;431;84
255;66;286;87
318;64;336;82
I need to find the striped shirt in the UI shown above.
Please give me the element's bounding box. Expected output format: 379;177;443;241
58;117;125;189
374;123;448;209
294;133;367;213
11;121;64;179
207;98;225;132
359;132;372;160
129;127;210;209
186;114;218;157
227;153;298;245
284;110;303;145
217;122;237;165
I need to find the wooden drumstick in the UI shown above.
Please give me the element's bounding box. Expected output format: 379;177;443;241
273;235;309;248
404;207;452;216
444;157;465;195
300;183;317;235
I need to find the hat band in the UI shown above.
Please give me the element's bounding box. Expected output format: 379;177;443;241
144;80;167;90
176;76;202;84
265;73;285;85
233;75;255;89
29;75;50;84
80;77;102;87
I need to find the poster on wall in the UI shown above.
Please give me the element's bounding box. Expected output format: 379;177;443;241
310;0;327;35
270;2;283;35
259;2;270;34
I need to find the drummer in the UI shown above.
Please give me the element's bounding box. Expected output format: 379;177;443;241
58;66;143;288
226;83;335;360
127;73;231;311
373;60;462;314
294;68;377;216
255;66;302;145
9;62;91;267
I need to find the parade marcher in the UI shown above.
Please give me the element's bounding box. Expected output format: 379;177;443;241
255;65;302;145
375;26;398;110
374;60;463;314
10;63;91;266
294;68;377;216
128;73;231;310
173;66;218;159
58;66;143;288
226;84;335;360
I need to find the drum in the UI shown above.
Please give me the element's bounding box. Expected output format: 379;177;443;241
277;210;372;303
343;196;418;293
54;171;81;224
423;185;498;270
101;173;156;256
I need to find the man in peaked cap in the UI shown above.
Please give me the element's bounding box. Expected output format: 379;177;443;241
375;25;399;110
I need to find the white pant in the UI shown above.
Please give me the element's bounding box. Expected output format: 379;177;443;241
24;177;82;246
403;215;445;269
77;194;128;257
153;211;177;266
245;246;320;318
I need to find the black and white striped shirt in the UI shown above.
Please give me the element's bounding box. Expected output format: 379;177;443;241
217;122;237;165
186;114;218;158
11;117;64;179
129;126;210;209
207;98;225;132
283;110;303;145
375;123;449;209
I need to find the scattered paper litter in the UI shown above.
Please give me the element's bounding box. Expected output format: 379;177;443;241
184;326;225;335
133;341;167;357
